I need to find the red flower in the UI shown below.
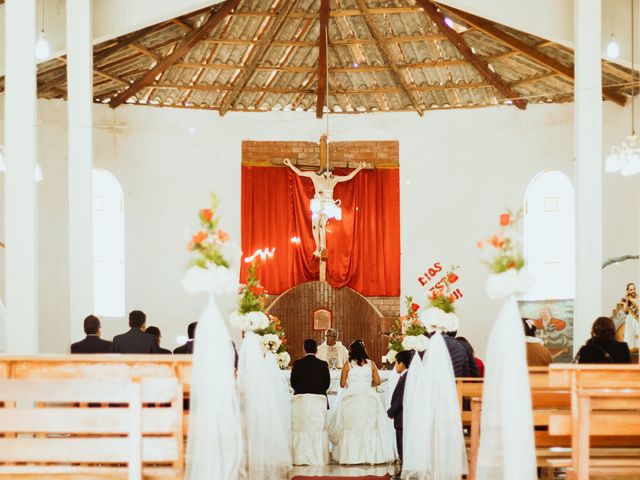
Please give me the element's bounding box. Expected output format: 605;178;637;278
201;208;213;221
448;273;459;283
192;230;208;245
218;229;230;243
500;213;510;226
250;284;264;296
489;235;505;248
411;303;420;312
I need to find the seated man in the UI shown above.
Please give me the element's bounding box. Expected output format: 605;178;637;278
70;315;112;353
316;328;348;369
110;310;158;354
174;322;197;354
145;326;171;354
290;339;331;398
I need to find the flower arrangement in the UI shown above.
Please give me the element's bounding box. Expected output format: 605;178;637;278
229;262;290;368
187;194;234;269
477;209;531;300
420;270;460;334
386;296;428;361
182;194;240;297
476;209;524;273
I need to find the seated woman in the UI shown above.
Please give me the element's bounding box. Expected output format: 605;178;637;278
575;316;632;364
328;339;394;465
522;318;553;366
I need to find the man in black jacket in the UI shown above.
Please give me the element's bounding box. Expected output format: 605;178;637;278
70;315;112;353
387;349;414;463
110;310;158;354
290;339;331;399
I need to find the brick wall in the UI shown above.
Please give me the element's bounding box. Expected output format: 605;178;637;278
242;140;399;168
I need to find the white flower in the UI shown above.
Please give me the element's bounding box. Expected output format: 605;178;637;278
246;311;270;331
229;311;250;331
386;349;398;363
402;334;428;352
260;333;282;353
277;351;291;369
229;310;270;332
486;268;533;300
420;307;459;333
443;312;460;333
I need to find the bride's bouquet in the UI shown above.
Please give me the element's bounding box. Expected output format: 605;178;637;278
230;262;290;369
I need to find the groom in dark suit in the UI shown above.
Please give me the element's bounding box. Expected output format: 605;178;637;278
290;339;331;399
110;310;158;354
387;349;414;463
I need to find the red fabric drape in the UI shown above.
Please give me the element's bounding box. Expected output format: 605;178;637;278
241;165;399;296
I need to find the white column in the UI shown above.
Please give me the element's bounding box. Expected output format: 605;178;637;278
67;0;94;343
573;0;603;353
4;0;38;354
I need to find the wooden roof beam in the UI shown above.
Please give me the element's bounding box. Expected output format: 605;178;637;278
439;4;627;106
316;0;330;118
109;0;240;109
417;0;526;110
354;0;425;115
218;0;299;116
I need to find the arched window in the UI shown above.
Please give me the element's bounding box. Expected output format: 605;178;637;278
524;170;575;300
93;169;125;317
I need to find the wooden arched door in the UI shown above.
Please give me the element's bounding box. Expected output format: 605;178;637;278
267;281;385;365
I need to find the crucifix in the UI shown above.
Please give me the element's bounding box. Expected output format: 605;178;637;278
284;136;366;281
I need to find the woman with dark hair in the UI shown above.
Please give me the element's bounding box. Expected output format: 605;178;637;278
522;318;553;366
575;316;632;364
329;339;394;465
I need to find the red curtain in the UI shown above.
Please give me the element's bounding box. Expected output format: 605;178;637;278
241;165;399;296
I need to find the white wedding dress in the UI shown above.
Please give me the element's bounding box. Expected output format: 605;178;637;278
329;360;395;465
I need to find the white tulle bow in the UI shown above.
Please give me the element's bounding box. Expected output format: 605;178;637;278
486;268;532;300
182;264;238;297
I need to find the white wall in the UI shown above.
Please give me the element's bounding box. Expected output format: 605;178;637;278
0;99;639;356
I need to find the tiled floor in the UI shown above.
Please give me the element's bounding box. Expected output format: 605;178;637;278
291;462;397;478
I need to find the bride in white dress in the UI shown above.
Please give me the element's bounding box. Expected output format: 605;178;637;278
329;339;395;465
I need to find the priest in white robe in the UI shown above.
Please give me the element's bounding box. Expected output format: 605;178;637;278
317;329;348;369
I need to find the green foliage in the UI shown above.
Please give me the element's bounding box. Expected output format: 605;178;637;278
238;262;266;314
431;294;455;313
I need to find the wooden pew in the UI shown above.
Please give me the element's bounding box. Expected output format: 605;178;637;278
0;376;183;479
462;367;573;480
548;365;640;480
0;356;193;470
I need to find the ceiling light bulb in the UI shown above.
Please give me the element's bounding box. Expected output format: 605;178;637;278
35;30;50;60
606;35;620;59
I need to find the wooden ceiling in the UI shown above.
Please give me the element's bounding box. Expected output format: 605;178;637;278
13;0;636;115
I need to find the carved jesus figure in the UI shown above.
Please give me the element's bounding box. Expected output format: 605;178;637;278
284;159;366;257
